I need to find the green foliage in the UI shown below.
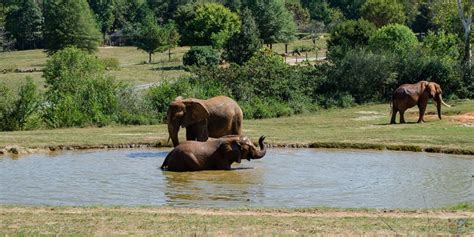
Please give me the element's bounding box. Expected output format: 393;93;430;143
285;0;310;31
247;0;297;44
327;49;397;103
194;50;319;118
182;46;220;68
146;77;230;121
88;0;116;38
224;8;262;65
327;19;376;60
326;0;365;19
43;0;102;54
0;77;39;131
177;3;240;48
369;24;418;56
360;0;406;27
42;47;123;128
133;16;171;63
4;0;43;50
422;31;461;63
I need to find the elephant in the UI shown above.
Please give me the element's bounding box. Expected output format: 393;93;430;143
161;135;266;172
390;81;451;124
167;96;243;147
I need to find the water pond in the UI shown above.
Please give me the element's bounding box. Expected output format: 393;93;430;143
0;148;472;209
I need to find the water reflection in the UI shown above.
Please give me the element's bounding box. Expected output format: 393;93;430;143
163;166;265;207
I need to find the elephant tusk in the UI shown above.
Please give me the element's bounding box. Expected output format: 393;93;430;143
441;100;451;108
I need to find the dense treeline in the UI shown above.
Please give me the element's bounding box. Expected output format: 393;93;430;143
0;0;473;131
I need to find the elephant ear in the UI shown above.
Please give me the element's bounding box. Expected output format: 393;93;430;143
220;140;242;163
181;99;210;127
427;82;437;98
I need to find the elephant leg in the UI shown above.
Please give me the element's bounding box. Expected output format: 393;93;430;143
400;110;406;124
417;104;426;123
186;120;208;142
390;107;397;124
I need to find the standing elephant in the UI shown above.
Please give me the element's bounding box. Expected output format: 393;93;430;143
167;96;243;147
390;81;451;124
161;135;267;172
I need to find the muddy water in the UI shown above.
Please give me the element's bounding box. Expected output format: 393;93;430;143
0;149;472;208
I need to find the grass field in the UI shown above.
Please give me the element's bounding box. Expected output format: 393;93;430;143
0;38;325;91
0;206;472;236
0;99;473;154
1;36;473;236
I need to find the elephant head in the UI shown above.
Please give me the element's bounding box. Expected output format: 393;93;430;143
167;96;210;147
220;136;267;164
425;82;451;119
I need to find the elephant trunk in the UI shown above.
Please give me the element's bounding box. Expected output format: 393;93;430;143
436;96;442;120
250;136;267;159
168;122;180;147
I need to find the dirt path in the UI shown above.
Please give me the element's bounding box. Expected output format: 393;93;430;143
2;207;472;219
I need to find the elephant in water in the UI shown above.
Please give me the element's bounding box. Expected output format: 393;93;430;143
391;81;451;124
167;96;243;147
161;135;266;172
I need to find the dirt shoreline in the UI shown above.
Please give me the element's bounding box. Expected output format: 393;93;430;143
1;206;473;219
1;140;473;156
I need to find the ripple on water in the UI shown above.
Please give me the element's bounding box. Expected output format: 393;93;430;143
0;148;472;208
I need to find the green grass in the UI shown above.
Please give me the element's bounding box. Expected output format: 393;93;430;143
0;206;472;236
0;38;328;90
0;100;473;154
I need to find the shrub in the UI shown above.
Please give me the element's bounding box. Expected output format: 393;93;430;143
42;47;125;128
182;46;220;68
327;49;397;103
0;77;40;131
369;24;418;56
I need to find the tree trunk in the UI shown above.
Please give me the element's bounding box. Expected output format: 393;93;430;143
149;53;152;64
168;48;171;61
285;43;288;54
457;0;472;69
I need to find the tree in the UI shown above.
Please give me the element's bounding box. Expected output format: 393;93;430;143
247;0;296;48
134;17;178;63
5;0;43;50
224;8;261;65
177;3;240;48
88;0;116;42
327;19;376;60
361;0;407;27
43;0;101;54
369;24;418;56
456;0;472;70
285;0;310;31
327;0;366;19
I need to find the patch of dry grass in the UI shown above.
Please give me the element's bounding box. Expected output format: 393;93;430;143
0;207;472;236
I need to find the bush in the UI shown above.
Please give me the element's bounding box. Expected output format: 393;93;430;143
182;46;220;68
369;24;418;56
42;47;126;128
327;49;397;103
0;77;40;131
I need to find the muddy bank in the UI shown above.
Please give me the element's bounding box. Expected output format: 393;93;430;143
1;139;473;156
